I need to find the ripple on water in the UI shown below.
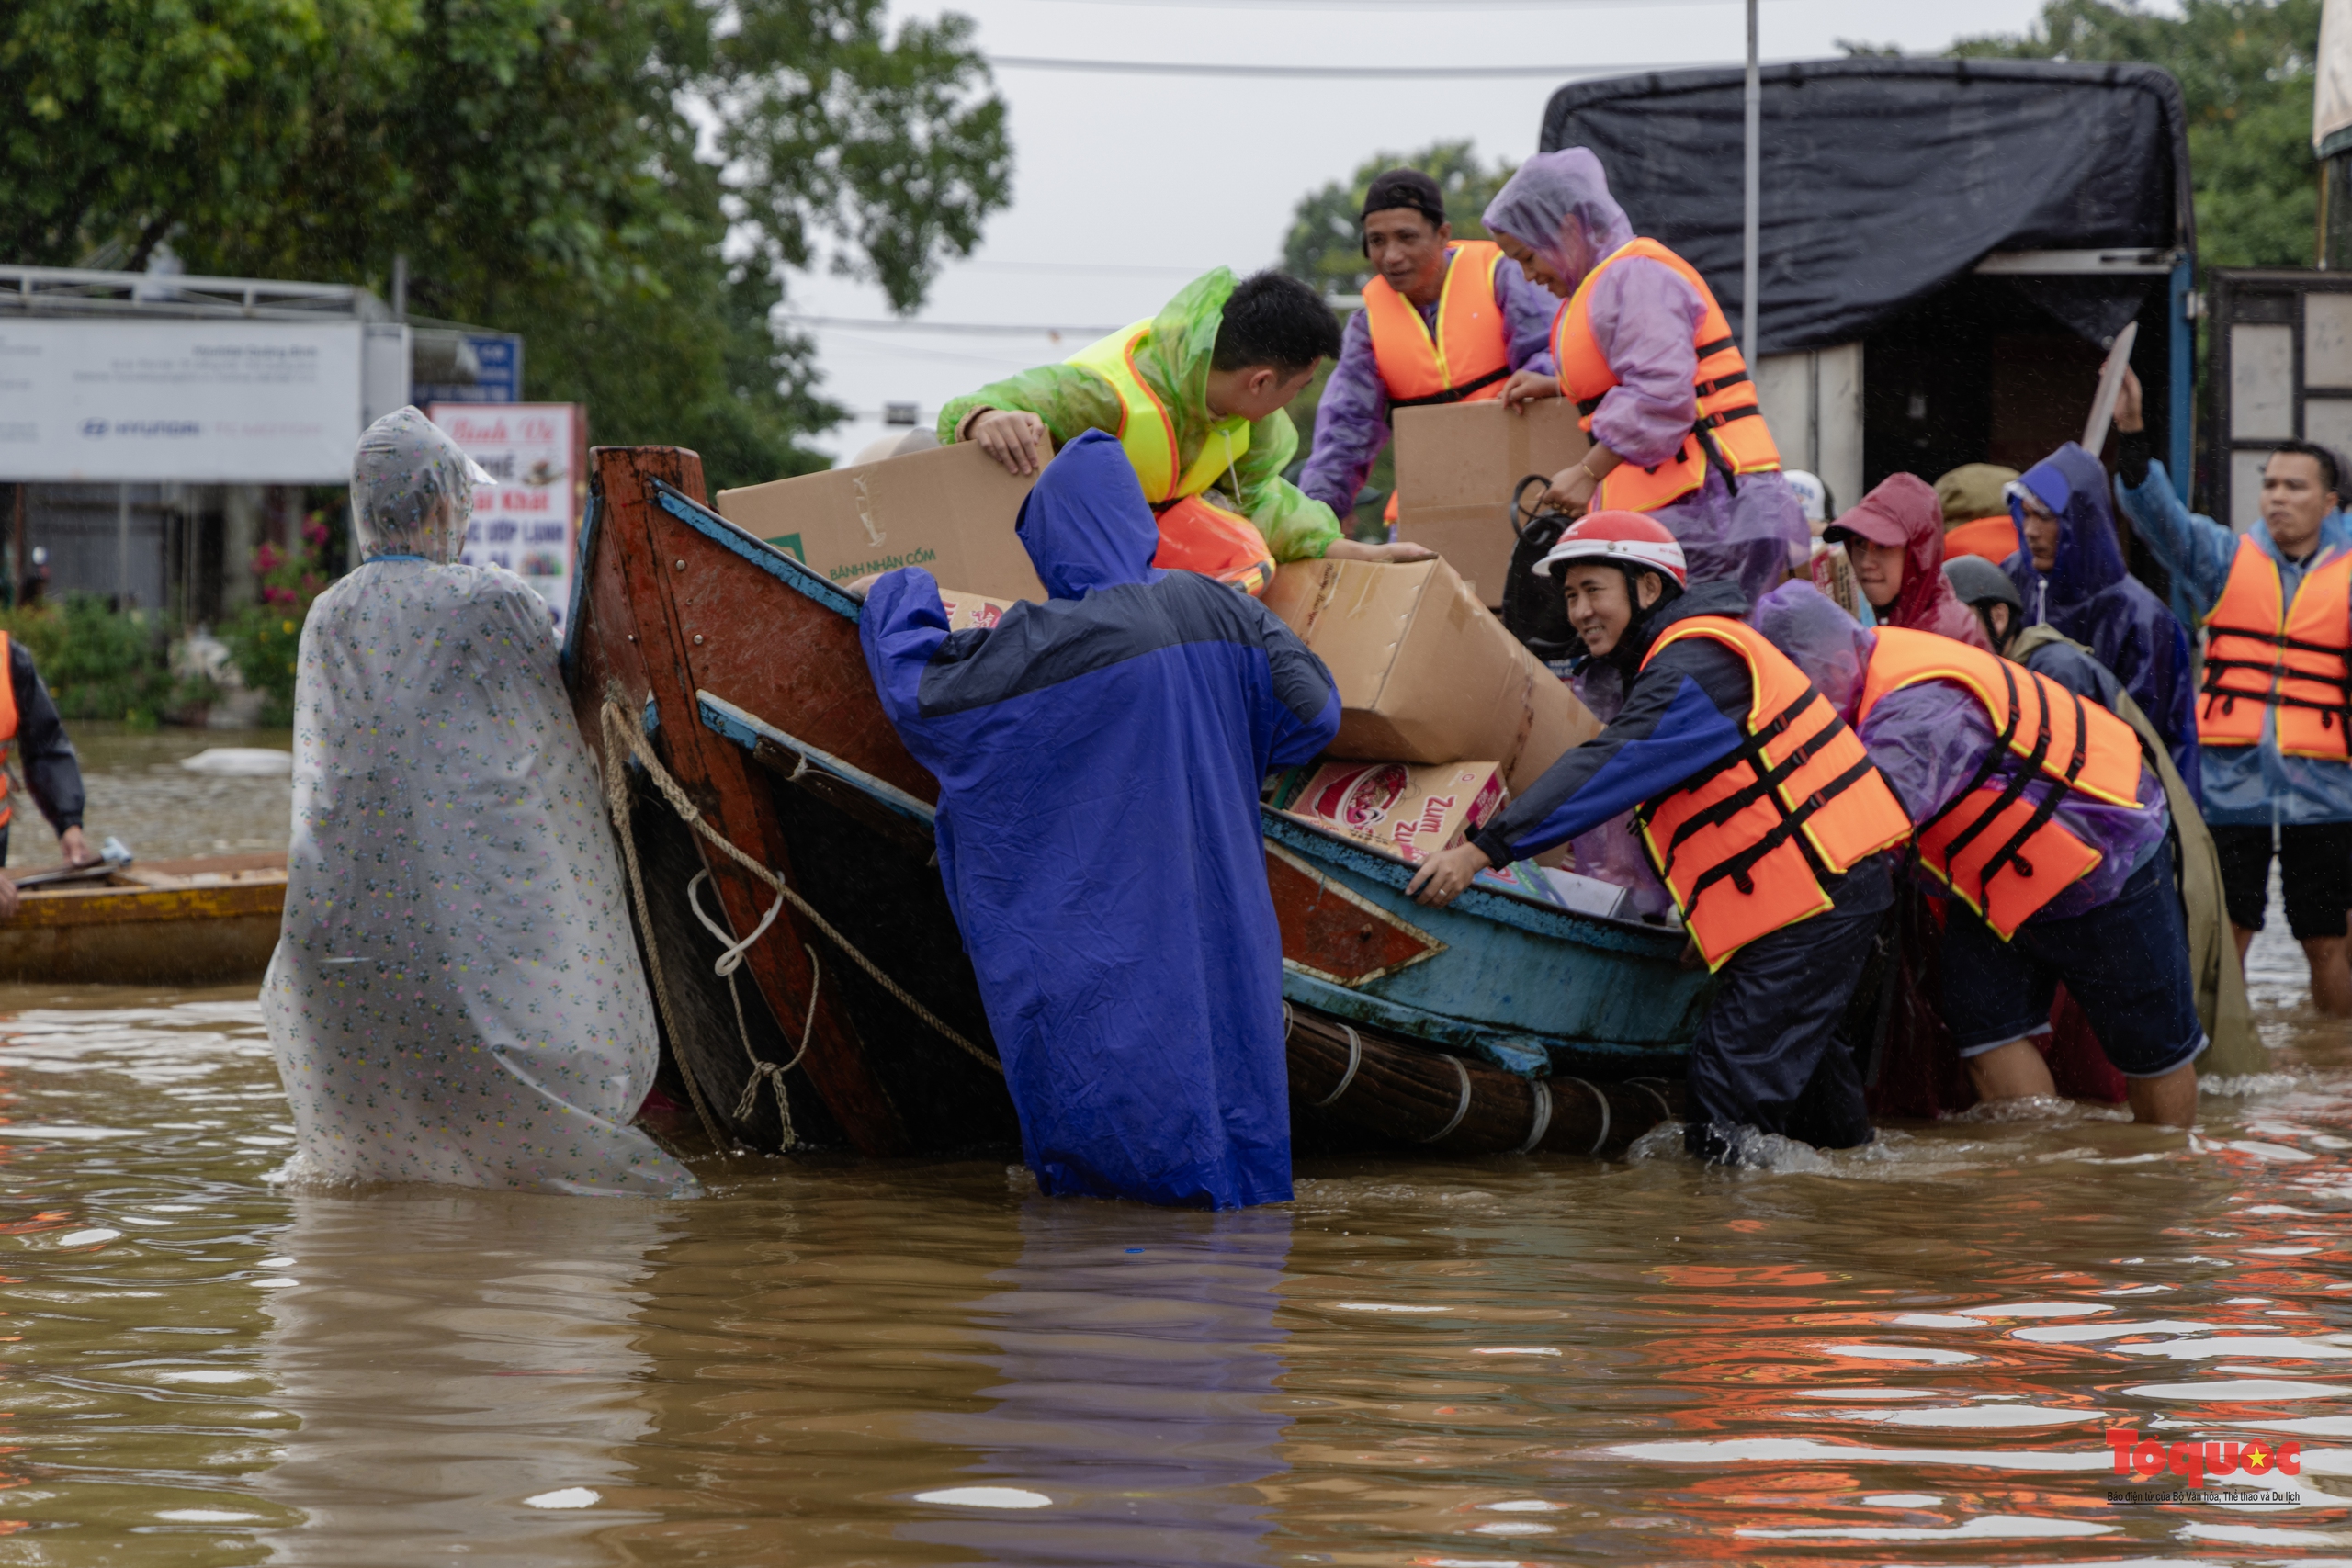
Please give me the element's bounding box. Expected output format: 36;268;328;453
1;852;2350;1562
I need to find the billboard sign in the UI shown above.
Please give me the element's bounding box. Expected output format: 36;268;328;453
428;402;584;633
0;319;365;481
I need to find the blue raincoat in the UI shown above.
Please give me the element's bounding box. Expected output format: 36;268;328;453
2007;443;2201;800
860;431;1341;1209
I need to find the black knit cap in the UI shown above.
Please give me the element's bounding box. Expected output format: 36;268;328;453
1361;168;1445;227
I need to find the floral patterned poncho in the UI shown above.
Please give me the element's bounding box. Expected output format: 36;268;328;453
263;558;697;1196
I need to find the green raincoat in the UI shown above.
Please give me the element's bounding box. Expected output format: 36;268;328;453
2010;624;2262;1077
937;269;1343;564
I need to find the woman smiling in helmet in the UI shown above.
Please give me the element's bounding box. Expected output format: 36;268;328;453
1408;513;1910;1161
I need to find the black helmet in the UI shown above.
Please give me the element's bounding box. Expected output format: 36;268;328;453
1943;554;2020;611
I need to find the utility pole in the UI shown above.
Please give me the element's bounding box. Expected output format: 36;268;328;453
1742;0;1760;365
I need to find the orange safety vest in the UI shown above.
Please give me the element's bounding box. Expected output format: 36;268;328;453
1855;626;2144;939
1634;616;1910;969
1942;514;2020;566
1552;237;1782;513
2199;534;2352;760
1362;242;1512;412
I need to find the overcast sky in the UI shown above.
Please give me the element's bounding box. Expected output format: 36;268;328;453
792;0;2054;463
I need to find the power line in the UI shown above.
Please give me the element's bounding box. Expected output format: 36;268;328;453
788;313;1119;336
985;54;1737;79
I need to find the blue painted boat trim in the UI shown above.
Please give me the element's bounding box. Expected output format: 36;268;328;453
696;690;938;831
650;480;865;621
1280;966;1679;1075
1259;811;1684;961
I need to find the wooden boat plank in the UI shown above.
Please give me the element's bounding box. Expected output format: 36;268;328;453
594;446;916;1156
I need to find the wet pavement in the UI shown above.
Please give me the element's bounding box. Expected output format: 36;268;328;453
2;731;2349;1565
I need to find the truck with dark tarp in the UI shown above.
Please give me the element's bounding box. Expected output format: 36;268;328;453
1541;57;2194;527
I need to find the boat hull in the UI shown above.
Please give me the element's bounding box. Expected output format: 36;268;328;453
565;446;1701;1157
0;853;288;986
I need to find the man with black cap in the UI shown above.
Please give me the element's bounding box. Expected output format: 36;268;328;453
1297;168;1562;531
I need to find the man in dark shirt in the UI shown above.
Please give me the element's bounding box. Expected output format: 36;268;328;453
0;637;93;917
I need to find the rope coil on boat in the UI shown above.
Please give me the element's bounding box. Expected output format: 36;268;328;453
1311;1023;1364;1108
1419;1055;1474;1144
1517;1077;1553;1154
599;702;1003;1079
686;870;822;1144
1566;1077;1611;1156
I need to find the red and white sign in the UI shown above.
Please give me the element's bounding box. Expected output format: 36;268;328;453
428;402;586;632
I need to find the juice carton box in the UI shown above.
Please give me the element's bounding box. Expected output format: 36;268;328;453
1278;760;1507;864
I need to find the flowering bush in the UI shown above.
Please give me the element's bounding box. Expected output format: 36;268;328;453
0;596;177;728
221;513;337;724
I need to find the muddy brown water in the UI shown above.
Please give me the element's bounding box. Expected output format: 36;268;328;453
4;728;2350;1564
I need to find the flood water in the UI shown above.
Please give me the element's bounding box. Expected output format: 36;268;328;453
6;730;2352;1564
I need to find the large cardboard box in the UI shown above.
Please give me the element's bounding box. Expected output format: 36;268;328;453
716;442;1047;603
1391;397;1588;604
1276;760;1507;865
1263;556;1597;795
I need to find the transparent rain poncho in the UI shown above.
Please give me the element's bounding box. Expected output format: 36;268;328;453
264;408;697;1197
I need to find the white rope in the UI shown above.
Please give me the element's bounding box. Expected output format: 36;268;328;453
685;871;814;1146
1420;1055;1474;1144
1517;1077;1553;1154
1311;1023;1363;1107
599;723;727;1151
601;702;1003;1077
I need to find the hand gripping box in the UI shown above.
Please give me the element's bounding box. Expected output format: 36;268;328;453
1261;555;1596;796
717;441;1047;604
1390;397;1588;605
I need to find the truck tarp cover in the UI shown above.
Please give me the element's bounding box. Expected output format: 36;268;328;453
1542;59;2192;355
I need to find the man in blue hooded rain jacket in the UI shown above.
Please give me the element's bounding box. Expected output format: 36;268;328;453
858;430;1342;1208
2006;441;2200;799
2107;366;2352;1015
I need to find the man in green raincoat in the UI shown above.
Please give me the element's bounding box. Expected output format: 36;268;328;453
941;268;1435;589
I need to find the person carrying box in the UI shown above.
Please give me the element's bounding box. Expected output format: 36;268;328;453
1297;167;1562;531
941;268;1435;594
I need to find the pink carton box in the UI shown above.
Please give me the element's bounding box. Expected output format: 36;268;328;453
1282;760;1507;864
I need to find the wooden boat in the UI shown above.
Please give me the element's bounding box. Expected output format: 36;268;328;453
563;446;1706;1161
0;852;288;985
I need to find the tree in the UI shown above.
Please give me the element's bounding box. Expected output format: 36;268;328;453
1281;141;1518;298
1951;0;2322;270
0;0;1014;490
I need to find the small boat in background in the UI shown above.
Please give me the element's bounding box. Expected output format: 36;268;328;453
564;446;1702;1162
0;852;287;986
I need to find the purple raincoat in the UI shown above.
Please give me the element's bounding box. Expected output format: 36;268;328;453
2006;443;2200;799
1482;150;1810;608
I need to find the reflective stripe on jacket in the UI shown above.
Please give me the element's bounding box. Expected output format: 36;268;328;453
1064;321;1275;593
1856;626;2143;939
1362;242;1511;411
2199;533;2352;760
1635;615;1909;969
1552;237;1781;513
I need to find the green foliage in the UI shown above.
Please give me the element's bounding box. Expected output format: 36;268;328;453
1282;141;1518;298
2;0;1014;491
1951;0;2324;269
0;598;175;728
219;514;335;725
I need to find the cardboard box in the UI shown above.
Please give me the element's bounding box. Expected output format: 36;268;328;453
1280;760;1506;864
716;441;1047;603
1262;556;1598;795
1391;397;1588;604
936;589;1013;632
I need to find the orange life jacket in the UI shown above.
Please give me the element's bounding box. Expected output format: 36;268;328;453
1942;514;2020;566
2199;534;2352;760
1855;626;2145;939
1634;616;1910;969
0;631;16;831
1362;242;1512;412
1552;237;1782;513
